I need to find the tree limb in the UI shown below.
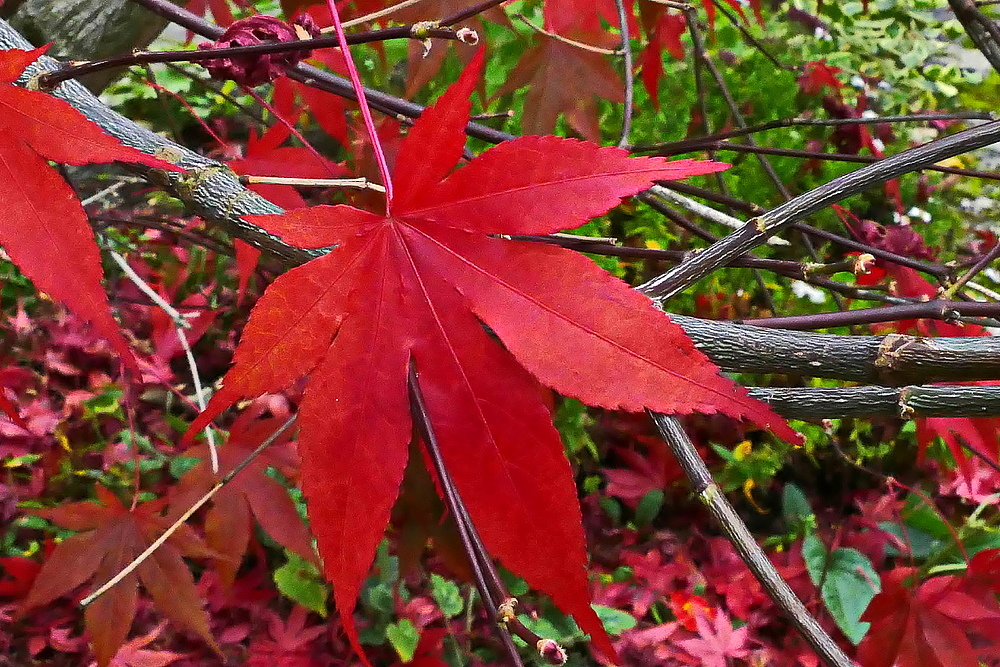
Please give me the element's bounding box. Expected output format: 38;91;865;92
672;314;1000;385
748;384;1000;420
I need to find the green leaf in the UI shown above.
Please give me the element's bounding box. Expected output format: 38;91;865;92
273;552;329;616
802;538;879;644
634;489;664;526
430;573;464;619
169;455;200;480
802;534;828;586
386;619;420;662
500;567;530;596
363;581;395;615
820;548;880;644
592;604;638;635
782;483;813;524
515;614;564;645
879;521;942;559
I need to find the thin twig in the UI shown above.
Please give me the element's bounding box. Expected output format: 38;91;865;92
682;140;1000;182
943;241;1000;299
648;185;790;245
630;111;996;153
80;415;297;607
37;25;468;90
340;0;428;28
513;13;619;55
406;362;529;667
107;251;188;328
640;119;1000;300
742;300;1000;330
613;0;634;148
711;0;793;71
107;250;219;471
240;175;386;191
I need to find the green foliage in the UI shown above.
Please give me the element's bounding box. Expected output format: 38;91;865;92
385;619;420;662
802;535;880;644
274;551;329;616
430;573;464;619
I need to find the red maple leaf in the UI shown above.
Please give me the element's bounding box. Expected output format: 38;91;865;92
677;609;751;667
638;4;686;109
247;606;328;667
858;567;1000;667
0;47;178;372
497;30;624;143
0;555;40;598
20;485;220;666
88;621;185;667
187;49;796;661
168;415;318;588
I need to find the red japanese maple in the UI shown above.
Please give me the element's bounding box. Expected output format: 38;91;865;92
0;48;178;372
20;485;219;667
187;49;797;659
858;565;1000;667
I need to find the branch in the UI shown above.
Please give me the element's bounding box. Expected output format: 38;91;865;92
949;0;1000;74
741;300;1000;330
11;20;1000;402
671;314;1000;385
747;384;1000;420
0;21;317;266
126;0;517;145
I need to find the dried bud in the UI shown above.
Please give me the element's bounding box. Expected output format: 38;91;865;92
853;253;875;276
198;14;321;87
536;638;568;665
497;598;517;623
456;27;479;45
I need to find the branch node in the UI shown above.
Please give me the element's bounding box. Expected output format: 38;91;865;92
536;638;568;665
874;333;909;369
898;387;915;419
410;20;441;39
853;253;876;275
497;597;517;623
456;27;480;45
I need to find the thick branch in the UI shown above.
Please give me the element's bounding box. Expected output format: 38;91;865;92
0;19;314;266
748;385;1000;420
949;0;1000;75
672;315;1000;385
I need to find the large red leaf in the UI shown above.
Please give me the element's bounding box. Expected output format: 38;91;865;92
20;485;219;666
0;47;179;371
188;49;797;661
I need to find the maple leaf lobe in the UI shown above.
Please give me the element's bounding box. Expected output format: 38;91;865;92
0;48;182;372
